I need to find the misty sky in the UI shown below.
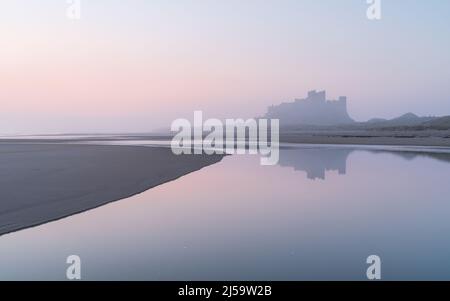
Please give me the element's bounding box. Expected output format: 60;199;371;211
1;0;450;134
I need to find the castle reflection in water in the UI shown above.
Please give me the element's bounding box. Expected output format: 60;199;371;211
278;147;351;180
277;146;450;180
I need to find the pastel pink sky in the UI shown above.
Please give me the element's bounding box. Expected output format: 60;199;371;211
1;1;450;133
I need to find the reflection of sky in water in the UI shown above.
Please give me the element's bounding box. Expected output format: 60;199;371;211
1;146;450;280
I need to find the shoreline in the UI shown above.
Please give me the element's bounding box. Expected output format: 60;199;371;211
0;143;224;237
1;139;449;237
2;135;450;148
279;134;450;148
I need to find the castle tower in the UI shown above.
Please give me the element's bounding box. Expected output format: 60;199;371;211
307;90;326;102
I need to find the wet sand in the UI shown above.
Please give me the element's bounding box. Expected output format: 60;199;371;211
280;131;450;147
0;144;224;236
1;132;449;236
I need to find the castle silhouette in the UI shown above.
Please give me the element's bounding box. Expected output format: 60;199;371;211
264;90;354;126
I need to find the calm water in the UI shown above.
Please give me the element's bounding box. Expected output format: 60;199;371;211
1;144;450;280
